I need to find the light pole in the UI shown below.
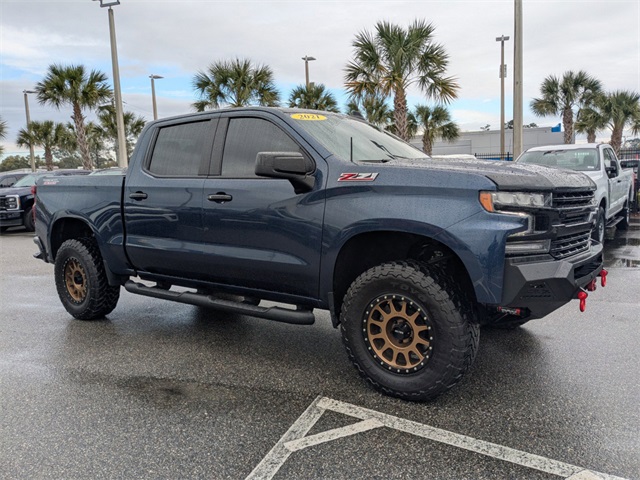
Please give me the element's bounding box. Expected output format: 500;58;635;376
302;56;316;89
149;75;163;120
496;35;510;161
513;0;524;158
94;0;127;168
23;90;37;172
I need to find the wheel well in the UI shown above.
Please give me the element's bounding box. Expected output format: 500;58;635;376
50;218;94;261
332;231;476;322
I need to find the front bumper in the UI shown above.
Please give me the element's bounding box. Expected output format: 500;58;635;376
501;242;604;319
0;210;24;227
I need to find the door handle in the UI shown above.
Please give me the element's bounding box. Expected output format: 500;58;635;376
207;193;233;203
129;192;148;200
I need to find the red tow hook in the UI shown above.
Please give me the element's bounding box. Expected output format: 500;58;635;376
586;279;597;292
598;268;608;287
577;290;588;312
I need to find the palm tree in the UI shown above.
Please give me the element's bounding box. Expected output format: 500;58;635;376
575;102;607;143
530;70;602;144
35;64;112;169
288;84;339;112
345;19;459;141
346;93;394;129
413;105;460;155
598;90;640;154
16;121;71;170
95;104;146;159
0;116;7;156
192;58;279;111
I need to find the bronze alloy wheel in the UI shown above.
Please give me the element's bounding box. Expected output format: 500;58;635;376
364;294;433;374
64;258;88;303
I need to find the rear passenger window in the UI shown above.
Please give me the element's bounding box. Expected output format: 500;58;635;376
148;121;210;176
221;118;300;177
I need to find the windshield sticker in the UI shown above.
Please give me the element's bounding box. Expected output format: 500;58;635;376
338;173;379;182
290;113;327;121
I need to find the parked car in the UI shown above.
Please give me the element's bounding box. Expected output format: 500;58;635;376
516;143;635;243
0;171;29;188
0;169;90;232
33;108;606;401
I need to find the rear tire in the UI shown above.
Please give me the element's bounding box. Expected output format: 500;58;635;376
54;237;120;320
340;261;479;401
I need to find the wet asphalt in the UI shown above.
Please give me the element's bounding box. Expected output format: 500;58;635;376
0;222;639;480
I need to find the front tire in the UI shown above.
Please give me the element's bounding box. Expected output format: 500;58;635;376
592;207;605;244
618;200;630;230
54;237;120;320
340;261;479;401
23;207;35;232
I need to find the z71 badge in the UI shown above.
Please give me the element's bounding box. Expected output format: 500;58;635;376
338;173;379;182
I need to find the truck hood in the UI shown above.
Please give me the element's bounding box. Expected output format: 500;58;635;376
385;157;595;191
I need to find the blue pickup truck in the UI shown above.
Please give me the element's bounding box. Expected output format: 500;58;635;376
33;108;607;400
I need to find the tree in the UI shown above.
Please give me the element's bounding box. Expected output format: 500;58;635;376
598;90;640;154
346;93;394;129
0;116;7;157
530;70;602;144
35;64;112;170
575;101;607;143
95;104;146;160
413;105;460;155
192;58;279;111
16;121;72;170
345;19;459;141
288;84;339;112
0;155;42;172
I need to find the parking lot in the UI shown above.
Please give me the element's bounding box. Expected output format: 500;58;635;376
1;223;639;480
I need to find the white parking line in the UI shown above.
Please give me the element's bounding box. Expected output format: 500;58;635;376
246;396;629;480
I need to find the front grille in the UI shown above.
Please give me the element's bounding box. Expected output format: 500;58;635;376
550;231;591;259
0;196;6;210
553;190;594;208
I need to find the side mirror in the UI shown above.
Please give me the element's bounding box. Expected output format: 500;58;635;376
605;165;616;177
255;151;315;194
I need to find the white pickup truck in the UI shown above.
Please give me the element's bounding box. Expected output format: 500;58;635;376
516;143;635;243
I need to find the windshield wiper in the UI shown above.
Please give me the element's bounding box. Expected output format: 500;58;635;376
370;140;402;159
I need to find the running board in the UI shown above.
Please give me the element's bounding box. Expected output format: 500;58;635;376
606;216;623;228
124;280;315;325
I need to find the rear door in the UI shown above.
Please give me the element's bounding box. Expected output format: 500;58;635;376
124;117;217;277
200;111;326;299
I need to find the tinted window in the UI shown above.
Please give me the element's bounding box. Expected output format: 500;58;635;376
148;121;210;176
0;176;16;188
221;118;300;177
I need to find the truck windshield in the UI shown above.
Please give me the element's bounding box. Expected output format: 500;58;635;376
518;148;600;172
12;174;41;187
290;113;426;163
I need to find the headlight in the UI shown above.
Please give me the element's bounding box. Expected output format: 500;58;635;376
505;239;551;255
5;195;20;210
479;191;550;212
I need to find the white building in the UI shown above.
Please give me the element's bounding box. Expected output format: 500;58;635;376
410;126;564;160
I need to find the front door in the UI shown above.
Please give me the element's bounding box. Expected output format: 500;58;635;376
200;113;325;299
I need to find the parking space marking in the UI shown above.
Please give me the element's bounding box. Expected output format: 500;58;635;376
246;396;629;480
284;418;383;452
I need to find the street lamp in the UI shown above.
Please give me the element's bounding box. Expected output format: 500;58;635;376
496;35;510;161
23;90;37;172
301;56;316;89
149;75;163;120
93;0;128;168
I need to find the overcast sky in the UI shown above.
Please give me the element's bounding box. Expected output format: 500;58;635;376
1;0;639;157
